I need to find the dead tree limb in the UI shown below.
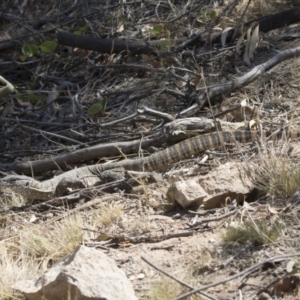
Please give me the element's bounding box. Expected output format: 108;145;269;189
211;5;300;45
179;45;300;117
0;118;215;175
56;29;185;55
0;133;167;175
246;4;300;34
176;253;300;300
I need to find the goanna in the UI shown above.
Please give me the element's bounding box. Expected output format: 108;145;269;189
1;130;299;200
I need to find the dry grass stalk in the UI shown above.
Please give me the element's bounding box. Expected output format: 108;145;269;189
222;218;284;245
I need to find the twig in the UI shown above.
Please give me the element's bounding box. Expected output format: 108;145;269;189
175;253;300;300
82;229;193;244
190;209;237;228
19;124;87;146
178;45;300;117
141;256;218;300
137;106;175;122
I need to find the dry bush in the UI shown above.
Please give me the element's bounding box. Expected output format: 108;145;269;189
222;218;284;245
0;210;106;299
127;215;151;236
0;189;26;210
189;247;212;276
250;153;300;198
94;202;123;227
0;244;38;299
19;214;83;260
146;277;203;300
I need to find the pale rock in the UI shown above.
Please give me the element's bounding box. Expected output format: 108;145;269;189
167;179;207;208
12;245;137;300
198;161;253;209
167;162;253;209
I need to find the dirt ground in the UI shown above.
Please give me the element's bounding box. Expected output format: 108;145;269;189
2;1;300;299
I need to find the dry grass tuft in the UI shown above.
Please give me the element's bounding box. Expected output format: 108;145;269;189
19;214;83;260
222;218;284;246
0;214;85;298
251;0;274;13
146;277;202;300
0;189;26;210
250;153;300;198
128;215;151;236
189;247;212;276
0;244;39;299
146;278;182;300
94;202;123;227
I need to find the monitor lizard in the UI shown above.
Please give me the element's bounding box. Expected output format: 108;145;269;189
1;130;299;200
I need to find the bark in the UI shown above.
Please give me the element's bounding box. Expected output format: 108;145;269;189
56;29;184;55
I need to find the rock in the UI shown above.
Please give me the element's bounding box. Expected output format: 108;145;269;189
167;162;253;209
12;245;137;300
167;178;207;208
198;161;252;209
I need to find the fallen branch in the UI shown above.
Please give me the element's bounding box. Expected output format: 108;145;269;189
190;209;238;228
175;253;300;300
0;117;215;175
56;29;185;55
141;256;218;300
179;45;300;117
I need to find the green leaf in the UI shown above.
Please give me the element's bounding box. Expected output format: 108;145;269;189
74;23;90;35
210;10;217;20
88;99;107;115
27;92;43;104
100;98;107;111
88;104;103;115
106;18;113;25
40;41;57;53
199;9;207;21
149;24;163;35
160;40;171;52
88;103;104;115
22;44;38;57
